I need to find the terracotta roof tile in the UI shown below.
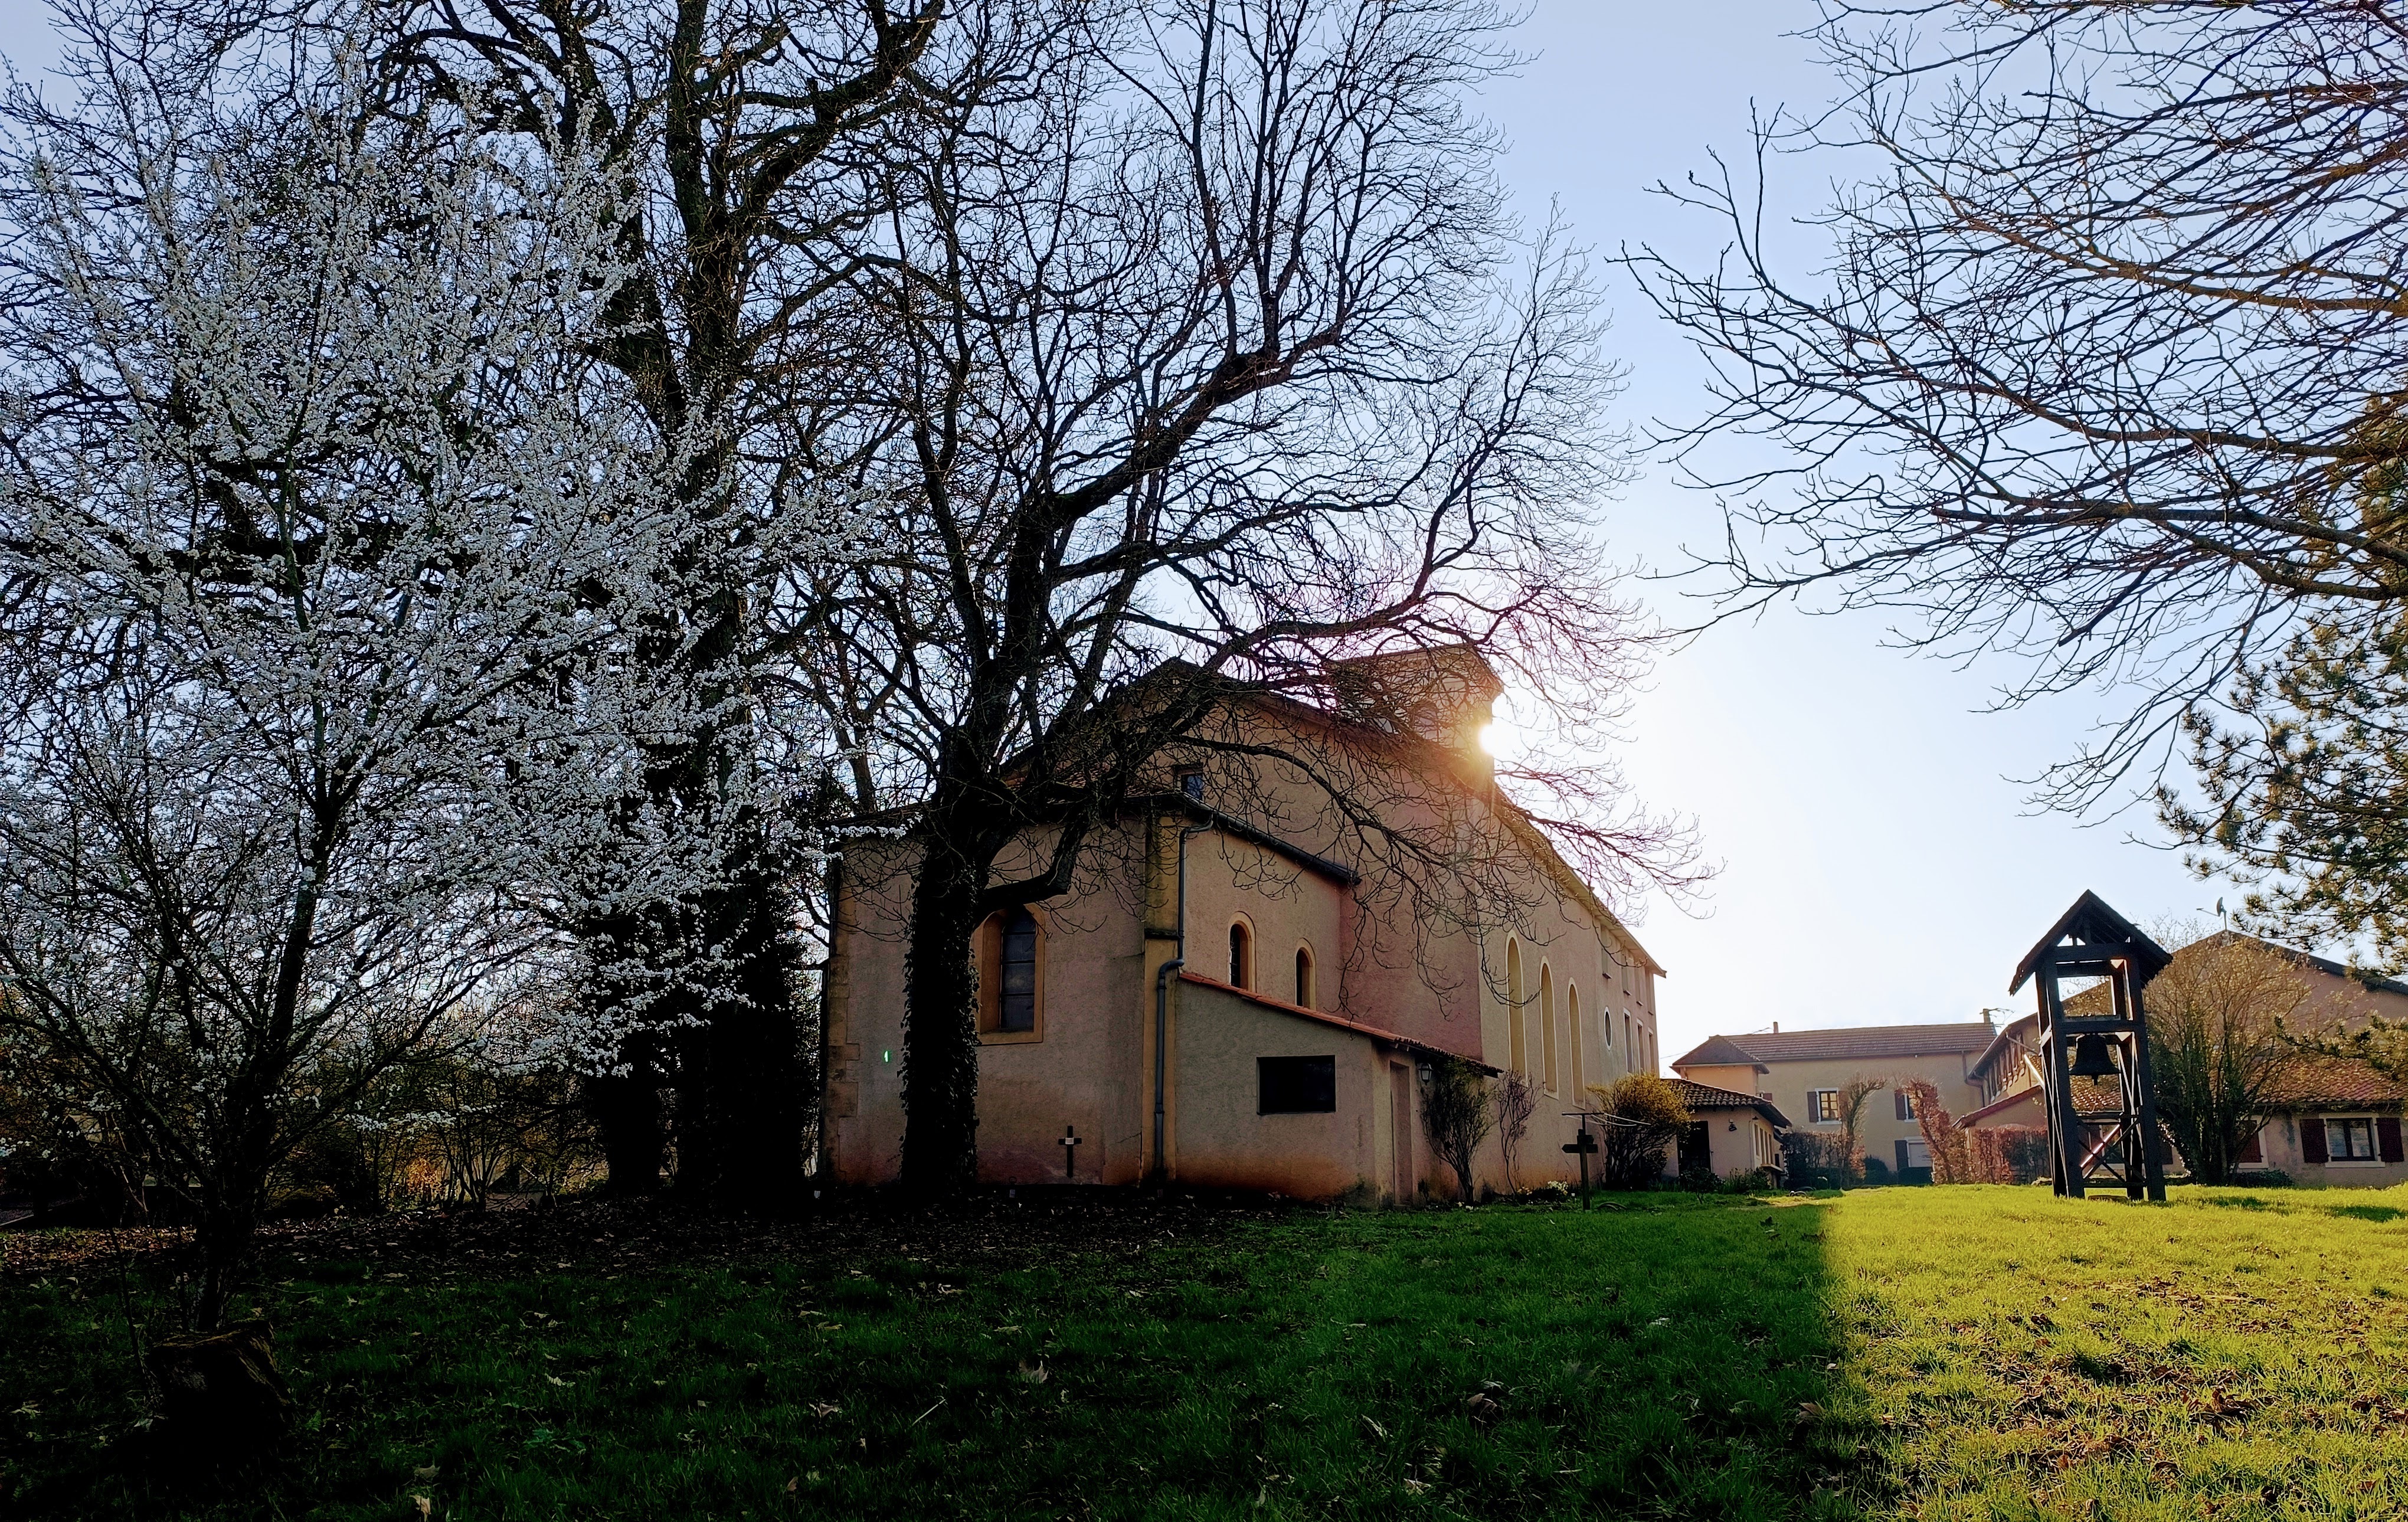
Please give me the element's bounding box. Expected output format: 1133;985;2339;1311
1663;1077;1792;1129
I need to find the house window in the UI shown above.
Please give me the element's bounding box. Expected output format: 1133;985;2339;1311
1258;1056;1337;1114
2327;1117;2378;1161
1895;1089;1920;1122
976;908;1042;1038
1177;768;1206;801
1228;919;1254;989
1294;944;1315;1009
1808;1089;1841;1124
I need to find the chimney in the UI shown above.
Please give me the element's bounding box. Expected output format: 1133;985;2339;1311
1771;1021;1779;1033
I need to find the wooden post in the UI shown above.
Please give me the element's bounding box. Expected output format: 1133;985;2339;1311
2125;978;2168;1201
2044;968;2086;1199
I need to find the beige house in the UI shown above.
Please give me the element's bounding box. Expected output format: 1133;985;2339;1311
1671;1022;1998;1179
1962;933;2408;1186
819;651;1666;1201
1665;1078;1789;1181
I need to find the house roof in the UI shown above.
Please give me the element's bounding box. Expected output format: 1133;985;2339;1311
1967;1012;2040;1081
2258;1058;2408;1110
1688;1022;1998;1066
1175;970;1499;1073
1663;1078;1792;1130
2010;891;2173;994
1668;1034;1769;1073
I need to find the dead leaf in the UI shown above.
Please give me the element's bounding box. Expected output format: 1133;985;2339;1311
808;1401;841;1418
411;1464;439;1480
410;1498;431;1519
545;1375;569;1387
785;1477;798;1494
1463;1392;1501;1425
1016;1360;1050;1386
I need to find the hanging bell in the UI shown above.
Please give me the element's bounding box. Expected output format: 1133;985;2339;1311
2069;1032;2119;1078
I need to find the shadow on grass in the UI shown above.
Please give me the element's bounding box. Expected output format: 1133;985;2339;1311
2325;1203;2405;1222
1;1195;1861;1520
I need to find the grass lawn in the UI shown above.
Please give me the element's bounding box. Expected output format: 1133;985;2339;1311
4;1184;2406;1520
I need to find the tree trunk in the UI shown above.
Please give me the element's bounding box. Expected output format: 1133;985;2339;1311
588;1047;665;1197
693;870;808;1207
899;812;987;1192
147;1317;292;1457
193;1191;260;1332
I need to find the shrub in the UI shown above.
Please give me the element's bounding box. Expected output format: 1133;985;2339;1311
1589;1074;1691;1189
1781;1130;1854;1189
1419;1057;1496;1203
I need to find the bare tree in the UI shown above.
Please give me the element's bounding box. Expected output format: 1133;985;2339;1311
1491;1069;1537;1193
2138;930;2307;1184
1834;1076;1886;1181
1419;1056;1495;1204
1628;2;2408;807
1899;1079;1965;1184
804;0;1694;1190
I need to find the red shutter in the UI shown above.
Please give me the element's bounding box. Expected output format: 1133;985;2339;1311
2303;1118;2328;1164
2380;1117;2403;1164
2239;1125;2262;1164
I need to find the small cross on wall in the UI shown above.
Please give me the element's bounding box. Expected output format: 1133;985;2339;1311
1059;1124;1083;1180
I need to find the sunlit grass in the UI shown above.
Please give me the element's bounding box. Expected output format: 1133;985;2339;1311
1825;1186;2408;1521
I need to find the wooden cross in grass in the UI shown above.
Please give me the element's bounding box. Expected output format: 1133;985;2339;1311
1059;1124;1082;1180
1562;1123;1599;1207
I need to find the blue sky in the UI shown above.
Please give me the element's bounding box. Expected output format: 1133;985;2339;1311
0;0;2223;1054
1480;2;2209;1052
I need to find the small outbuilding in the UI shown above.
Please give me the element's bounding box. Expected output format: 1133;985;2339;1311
1663;1078;1789;1182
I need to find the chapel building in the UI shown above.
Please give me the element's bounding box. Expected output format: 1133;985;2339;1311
818;650;1664;1201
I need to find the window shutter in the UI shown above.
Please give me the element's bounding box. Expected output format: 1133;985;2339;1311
2239;1125;2262;1164
1894;1090;1909;1121
2380;1116;2404;1164
2302;1118;2328;1164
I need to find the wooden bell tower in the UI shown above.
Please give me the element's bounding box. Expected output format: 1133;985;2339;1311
2008;892;2173;1201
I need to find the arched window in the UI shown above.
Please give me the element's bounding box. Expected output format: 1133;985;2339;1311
1294;944;1316;1009
976;908;1042;1038
1539;964;1558;1094
1228;919;1254;989
1505;938;1526;1075
1568;984;1585;1100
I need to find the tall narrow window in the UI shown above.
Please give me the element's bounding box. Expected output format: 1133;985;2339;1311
1568;986;1585;1100
998;908;1039;1032
1539;965;1558;1094
976;908;1042;1037
1506;938;1526;1075
1228;920;1253;989
1294;944;1316;1009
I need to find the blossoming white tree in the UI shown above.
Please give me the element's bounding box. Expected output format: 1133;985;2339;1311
0;41;793;1328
